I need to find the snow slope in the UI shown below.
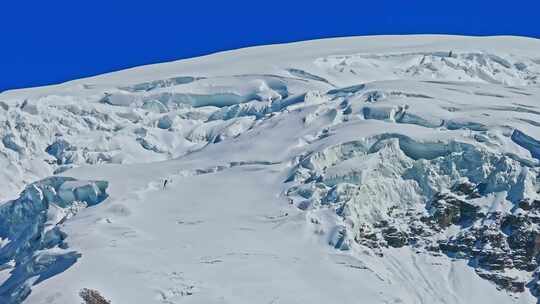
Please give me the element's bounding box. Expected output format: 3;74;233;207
1;35;540;303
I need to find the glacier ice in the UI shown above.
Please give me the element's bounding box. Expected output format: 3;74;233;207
1;35;540;303
0;177;108;303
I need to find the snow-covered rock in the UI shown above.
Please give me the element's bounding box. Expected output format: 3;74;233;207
1;35;540;303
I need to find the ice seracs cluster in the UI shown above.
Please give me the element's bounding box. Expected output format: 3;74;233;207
0;177;108;303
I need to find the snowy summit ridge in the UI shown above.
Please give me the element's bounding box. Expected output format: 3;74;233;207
2;35;540;303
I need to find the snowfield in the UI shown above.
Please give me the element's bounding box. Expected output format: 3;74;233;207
2;35;540;303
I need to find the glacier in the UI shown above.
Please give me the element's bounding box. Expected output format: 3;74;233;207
0;177;108;303
1;35;540;303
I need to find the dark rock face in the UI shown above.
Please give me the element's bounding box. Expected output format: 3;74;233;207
432;202;540;292
355;223;380;248
286;141;540;299
476;270;526;293
431;198;540;293
451;181;482;199
79;288;111;304
429;192;479;228
347;184;540;295
382;226;409;248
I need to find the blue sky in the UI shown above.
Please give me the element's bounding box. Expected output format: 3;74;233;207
1;0;539;92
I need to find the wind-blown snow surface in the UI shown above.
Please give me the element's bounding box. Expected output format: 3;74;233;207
2;35;540;303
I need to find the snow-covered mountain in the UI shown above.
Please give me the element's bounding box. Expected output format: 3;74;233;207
2;35;540;304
